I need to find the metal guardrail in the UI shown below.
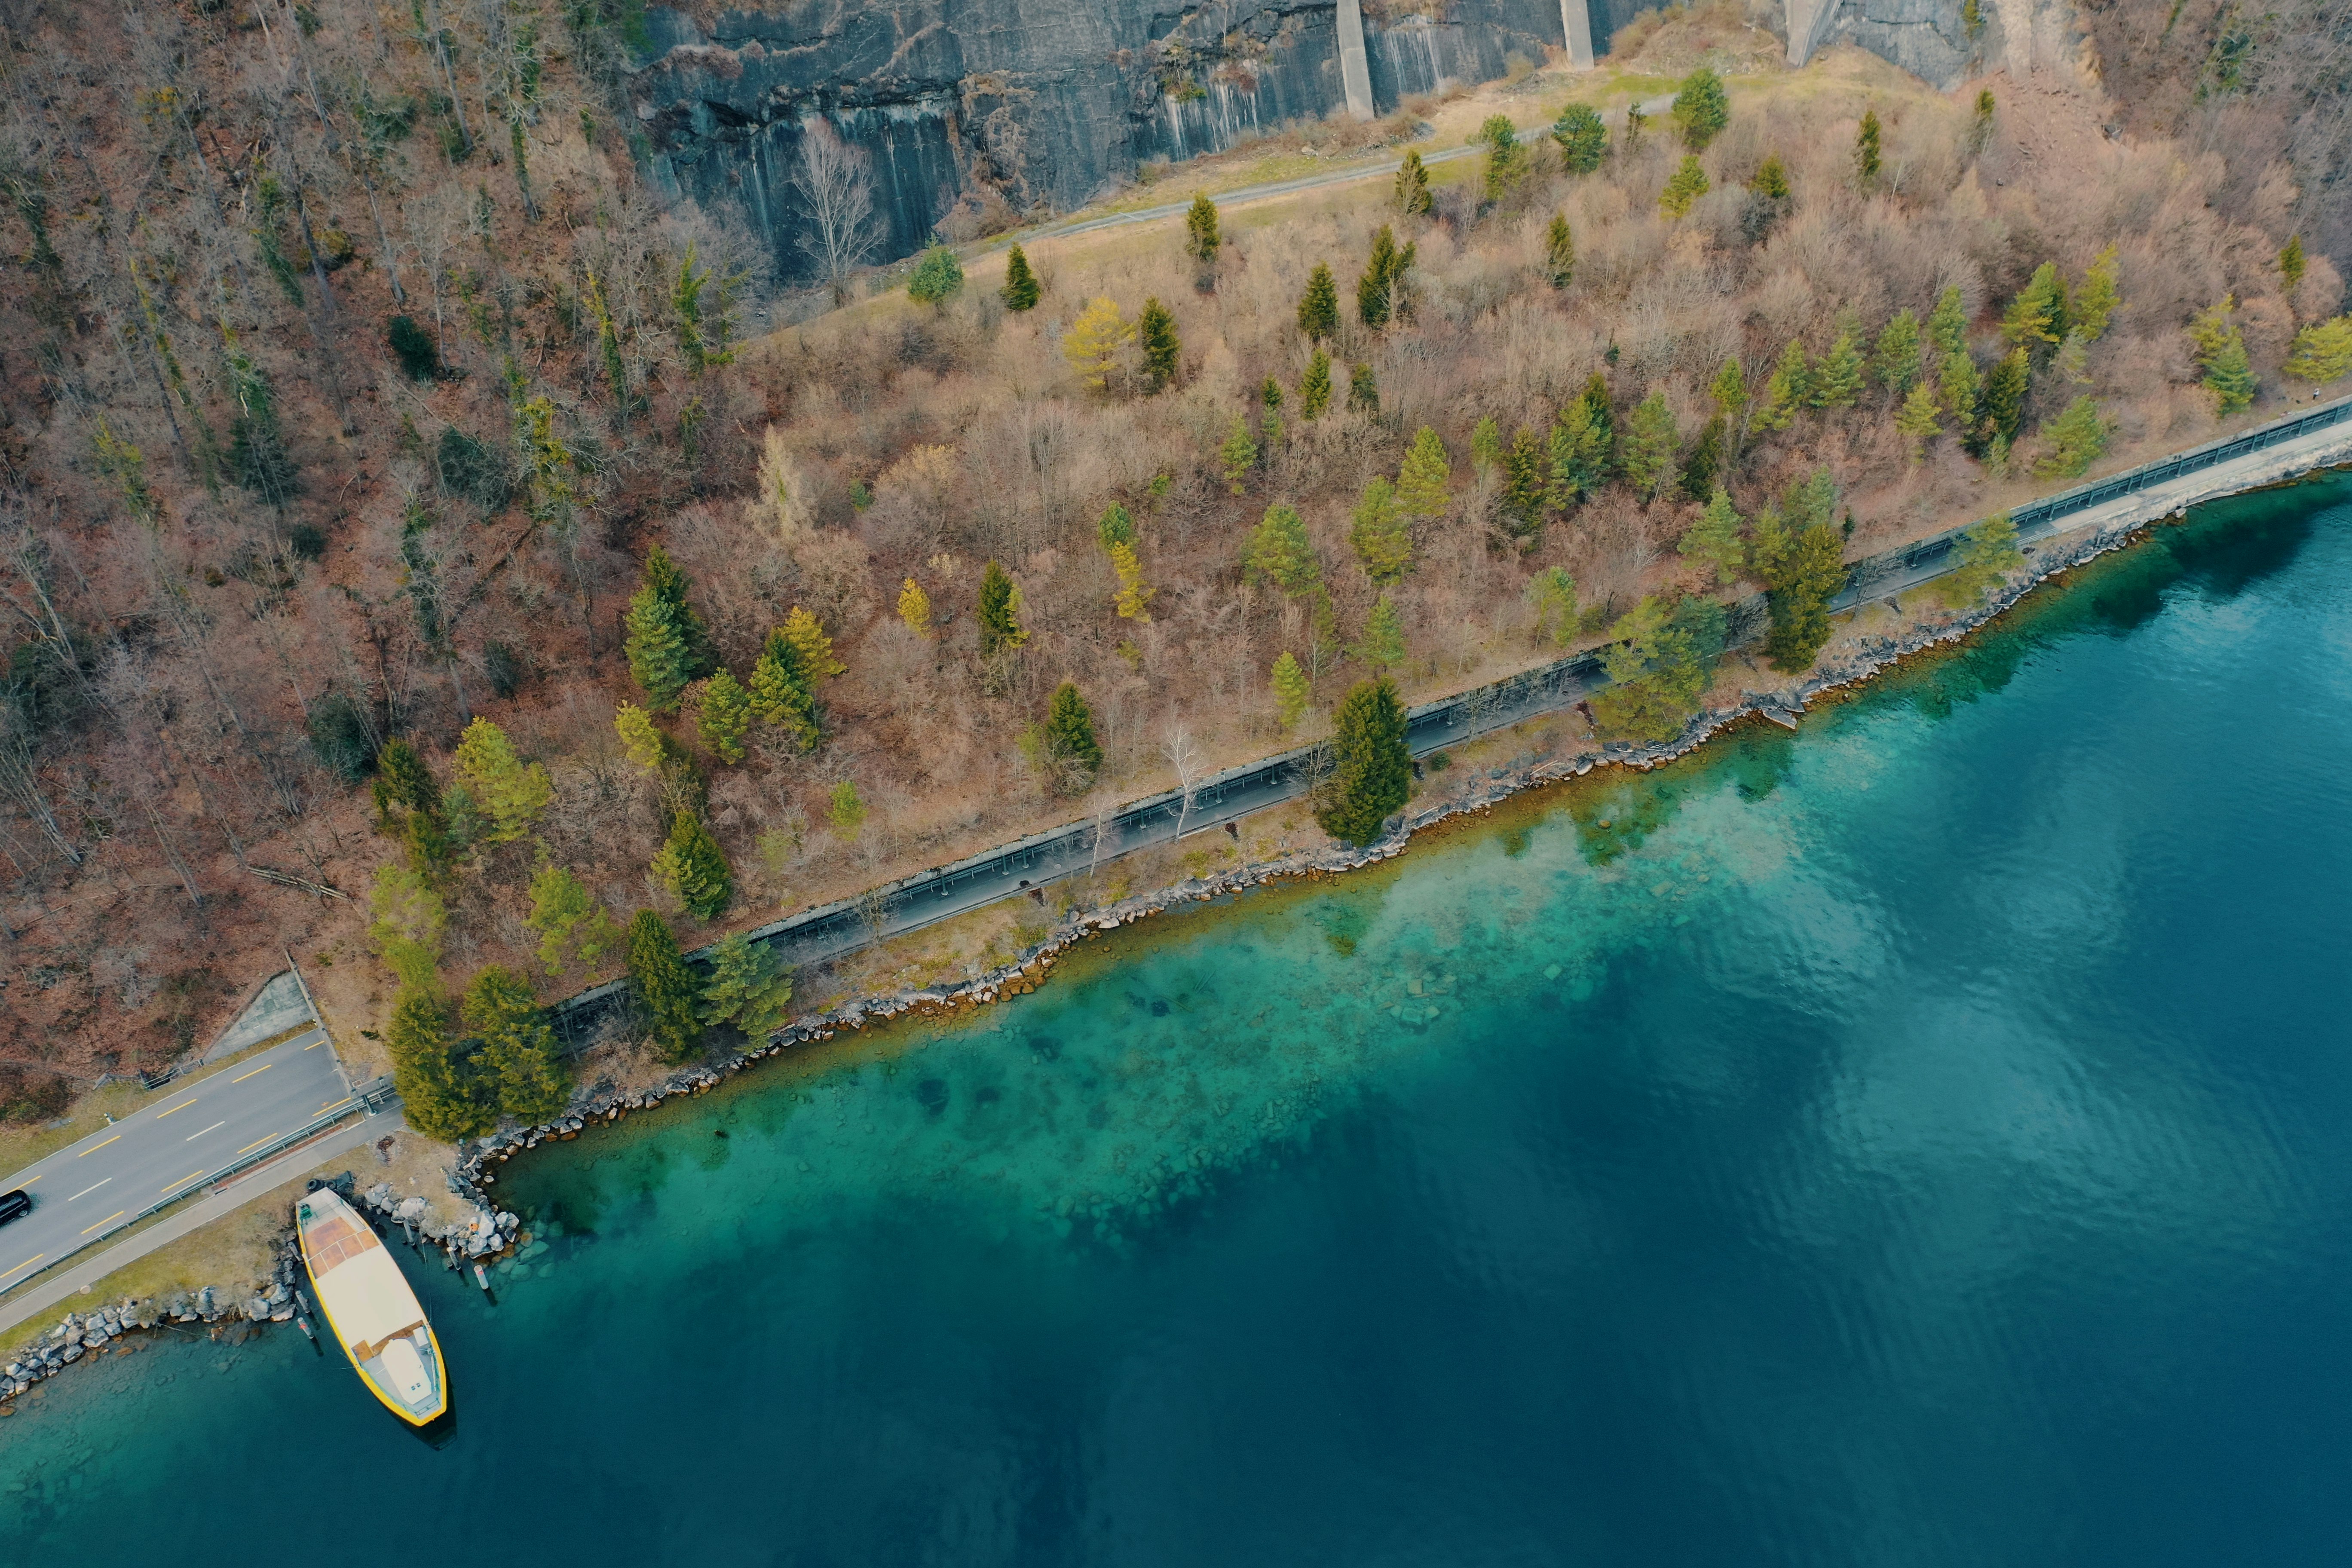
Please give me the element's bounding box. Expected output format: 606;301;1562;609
0;1075;398;1302
546;391;2352;1043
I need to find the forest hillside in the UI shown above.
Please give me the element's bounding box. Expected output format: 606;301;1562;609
1;0;2346;1142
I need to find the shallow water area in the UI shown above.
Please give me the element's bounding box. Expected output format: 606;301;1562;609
6;477;2352;1567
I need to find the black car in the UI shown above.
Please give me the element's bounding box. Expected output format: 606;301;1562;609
0;1189;30;1226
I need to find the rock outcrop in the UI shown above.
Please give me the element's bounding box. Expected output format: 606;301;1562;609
633;0;1604;280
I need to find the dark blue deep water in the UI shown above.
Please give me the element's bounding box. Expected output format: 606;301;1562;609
6;479;2352;1567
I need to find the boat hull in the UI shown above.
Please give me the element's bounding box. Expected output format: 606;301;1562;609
294;1188;450;1427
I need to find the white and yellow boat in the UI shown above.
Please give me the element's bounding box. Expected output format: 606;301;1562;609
295;1186;449;1426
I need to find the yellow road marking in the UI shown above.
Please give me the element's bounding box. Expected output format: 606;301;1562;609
232;1063;273;1083
159;1170;205;1194
1;1255;43;1281
80;1210;126;1236
318;1097;353;1113
18;1174;37;1185
303;1039;324;1049
155;1097;199;1119
78;1135;122;1158
236;1133;281;1156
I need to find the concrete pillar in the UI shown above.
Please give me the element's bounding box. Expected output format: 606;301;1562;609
1336;0;1375;121
1785;0;1845;65
1561;0;1595;70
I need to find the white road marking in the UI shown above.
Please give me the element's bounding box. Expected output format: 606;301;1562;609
67;1178;111;1202
185;1121;227;1141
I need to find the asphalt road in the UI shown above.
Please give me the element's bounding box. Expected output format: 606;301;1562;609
0;1027;353;1292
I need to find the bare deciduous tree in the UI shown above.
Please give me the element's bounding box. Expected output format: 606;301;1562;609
1161;721;1205;839
788;119;883;303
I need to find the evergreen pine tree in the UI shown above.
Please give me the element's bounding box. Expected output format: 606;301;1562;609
1763;523;1847;673
372;737;441;823
1110;540;1153;621
1810;322;1866;408
652;809;733;919
1709;357;1748;420
1544;213;1576;290
1359;226;1400;328
1043;682;1103;786
1351;477;1414;585
614;701;668;773
748;628;821;752
1941;349;1982;445
1527;567;1579;646
1357;594;1406;671
1981;346;2031;444
1471;415;1503;476
1926;285;1969;355
2285;316;2352;383
1315;679;1411;845
2002;262;2068;349
2204;332;2257;413
1672;67;1730;150
1680;489;1746;584
1874;309;1923;396
1185;193;1221;264
1348;363;1380;415
1261;376;1284;413
452;717;552;841
1590;596;1727;744
1937;512;2024;608
1750;153;1791;200
624;582;694;711
386;987;488;1141
2074;245;2122;342
625;908;702;1063
1097;501;1137;550
978;560;1026;655
1298;263;1340;341
1476;115;1526;205
1000;243;1041;310
698;931;794;1039
1855;107;1882;183
1501;425;1549;540
1396;426;1451;517
1895;378;1944;460
828;780;868;841
1219;413;1259;493
1271;650;1312;729
2280;234;2307;294
782;606;845;680
1680;414;1727;500
526;864;622;975
1300;349;1333;418
2033;395;2110;478
1242;502;1320;594
1396;149;1433;215
1750;340;1810;432
1548;397;1609;507
1138;297;1181;389
696;669;753;763
1619;392;1681;499
1659;155;1711;219
1553;103;1609;174
906;246;964;307
897;576;934;638
643;546;714;672
463;965;570;1124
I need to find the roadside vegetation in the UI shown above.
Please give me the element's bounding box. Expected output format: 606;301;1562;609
0;0;2346;1144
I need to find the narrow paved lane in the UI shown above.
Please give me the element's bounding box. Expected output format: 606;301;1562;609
0;1028;352;1293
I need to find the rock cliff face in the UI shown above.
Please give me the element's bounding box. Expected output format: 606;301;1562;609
634;0;1627;282
1787;0;2086;89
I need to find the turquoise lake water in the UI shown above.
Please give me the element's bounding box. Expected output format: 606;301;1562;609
6;478;2352;1566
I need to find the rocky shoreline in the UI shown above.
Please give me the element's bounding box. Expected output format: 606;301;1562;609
450;500;2184;1208
0;485;2286;1415
2;1175;514;1412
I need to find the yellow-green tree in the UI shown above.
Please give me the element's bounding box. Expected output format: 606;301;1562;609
1063;296;1133;389
614;701;666;773
452;718;552;842
524;864;622;975
897;576;934;638
1396;425;1451;518
696;669;752;763
1271;651;1311;729
1111;540;1153;621
782;606;845;680
1350;476;1414;585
